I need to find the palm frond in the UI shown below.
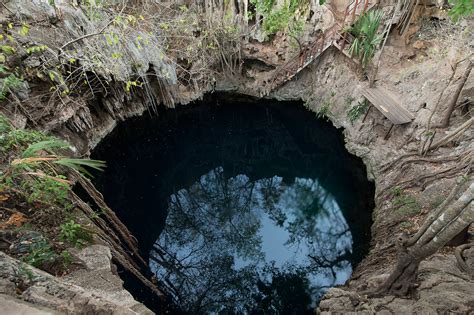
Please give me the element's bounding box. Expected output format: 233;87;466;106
348;10;384;70
54;158;106;177
22;139;70;158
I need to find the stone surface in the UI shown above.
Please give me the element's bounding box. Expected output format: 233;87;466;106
0;294;57;315
0;250;152;314
318;253;474;313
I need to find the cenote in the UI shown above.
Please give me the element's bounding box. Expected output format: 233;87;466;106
91;94;375;314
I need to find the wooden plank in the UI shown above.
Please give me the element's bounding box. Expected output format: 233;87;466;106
362;87;414;124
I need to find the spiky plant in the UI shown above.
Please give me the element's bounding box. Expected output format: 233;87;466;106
12;139;105;178
348;10;384;70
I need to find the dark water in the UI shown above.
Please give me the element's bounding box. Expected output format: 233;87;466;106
92;94;374;314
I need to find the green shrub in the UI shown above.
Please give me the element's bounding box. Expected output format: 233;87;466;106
0;73;23;102
251;0;309;35
23;240;56;268
316;99;332;120
347;100;369;123
60;250;74;268
60;220;93;248
20;176;71;208
448;0;473;21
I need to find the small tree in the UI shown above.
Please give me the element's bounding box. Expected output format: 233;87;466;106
348;10;383;70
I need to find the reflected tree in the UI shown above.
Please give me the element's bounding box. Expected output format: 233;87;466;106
150;167;356;313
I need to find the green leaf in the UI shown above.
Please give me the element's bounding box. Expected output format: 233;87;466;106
22;139;70;158
0;45;16;55
54;158;106;177
19;24;30;36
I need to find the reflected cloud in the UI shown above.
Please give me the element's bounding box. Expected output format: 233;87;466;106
150;167;353;313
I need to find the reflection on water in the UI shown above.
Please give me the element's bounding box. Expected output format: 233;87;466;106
91;96;374;313
150;167;353;314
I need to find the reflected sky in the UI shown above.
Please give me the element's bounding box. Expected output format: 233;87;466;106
91;97;374;314
150;166;353;314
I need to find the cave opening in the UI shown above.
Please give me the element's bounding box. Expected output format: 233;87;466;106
91;93;375;314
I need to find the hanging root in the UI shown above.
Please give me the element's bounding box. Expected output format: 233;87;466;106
76;174;147;267
71;173;165;300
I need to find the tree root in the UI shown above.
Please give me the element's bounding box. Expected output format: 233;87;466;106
378;152;472;200
455;243;474;277
370;180;474;297
427;117;474;152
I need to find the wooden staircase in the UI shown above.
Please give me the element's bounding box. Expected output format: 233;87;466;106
265;0;376;94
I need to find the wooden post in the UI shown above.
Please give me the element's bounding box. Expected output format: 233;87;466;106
358;104;372;131
384;123;394;140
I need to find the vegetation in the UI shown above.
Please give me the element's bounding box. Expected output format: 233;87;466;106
448;0;474;22
251;0;309;35
22;240;56;268
59;220;93;248
391;187;422;216
316;99;332;120
348;10;383;70
0;114;103;273
347;99;369;123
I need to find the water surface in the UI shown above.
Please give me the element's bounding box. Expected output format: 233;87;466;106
92;94;374;314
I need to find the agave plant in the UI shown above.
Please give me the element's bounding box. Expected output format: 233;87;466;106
348;10;384;70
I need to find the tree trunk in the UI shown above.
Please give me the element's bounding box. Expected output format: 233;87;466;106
438;61;473;128
370;179;474;297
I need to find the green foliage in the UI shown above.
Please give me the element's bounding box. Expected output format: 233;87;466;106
60;250;74;268
26;45;48;54
251;0;309;35
22;139;70;158
60;220;93;248
391;187;421;217
17;263;36;281
316;99;332;120
348;10;383;69
18;24;30;37
23;240;56;268
399;220;413;229
347;99;369;123
54;158;106;177
448;0;474;21
0;73;23;101
20;176;71;208
18;133;106;177
0;127;51;153
0;45;16;55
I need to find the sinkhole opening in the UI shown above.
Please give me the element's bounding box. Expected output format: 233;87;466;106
91;93;375;314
